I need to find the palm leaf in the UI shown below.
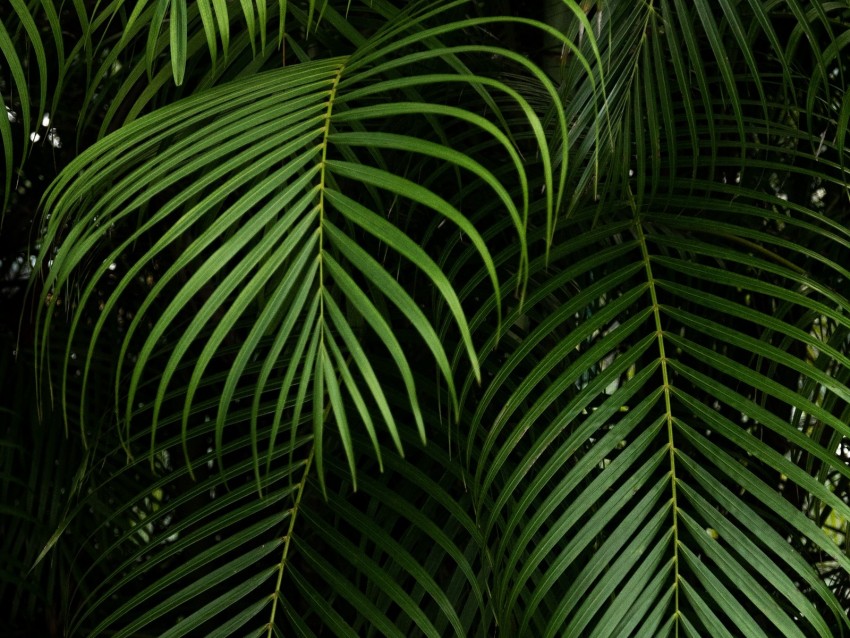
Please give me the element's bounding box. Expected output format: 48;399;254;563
34;3;574;494
454;198;850;634
12;1;850;635
447;2;850;632
0;0;68;213
54;349;488;636
447;4;850;636
0;332;113;633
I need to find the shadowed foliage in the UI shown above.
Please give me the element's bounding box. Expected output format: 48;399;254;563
2;1;850;635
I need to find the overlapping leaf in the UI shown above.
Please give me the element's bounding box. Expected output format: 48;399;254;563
453;202;850;635
50;349;489;636
0;333;110;632
14;1;850;636
446;2;850;634
34;4;576;492
548;0;844;215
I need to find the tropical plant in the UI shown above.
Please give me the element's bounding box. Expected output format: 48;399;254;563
2;0;850;635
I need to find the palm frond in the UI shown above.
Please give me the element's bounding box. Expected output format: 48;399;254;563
454;197;850;634
0;0;68;213
55;350;488;636
34;5;572;490
7;1;850;635
547;0;844;217
446;2;850;630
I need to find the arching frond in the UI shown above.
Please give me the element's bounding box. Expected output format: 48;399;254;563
55;352;489;637
448;2;850;628
6;1;850;635
34;5;577;490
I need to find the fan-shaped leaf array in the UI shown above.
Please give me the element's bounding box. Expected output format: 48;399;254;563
1;0;850;635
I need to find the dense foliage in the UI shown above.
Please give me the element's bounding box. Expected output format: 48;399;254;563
2;1;850;635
